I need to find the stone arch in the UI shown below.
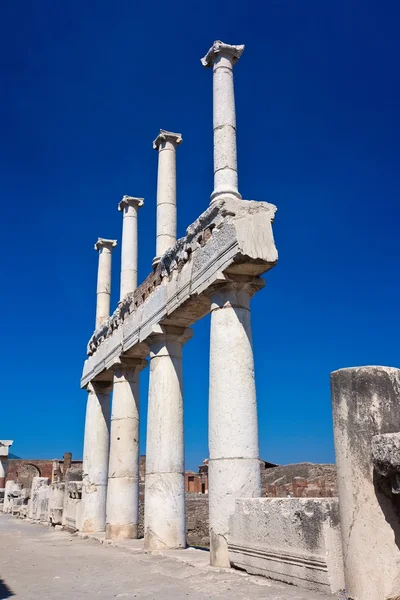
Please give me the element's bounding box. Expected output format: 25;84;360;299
17;463;40;488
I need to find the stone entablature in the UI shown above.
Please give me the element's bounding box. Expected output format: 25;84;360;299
82;197;277;386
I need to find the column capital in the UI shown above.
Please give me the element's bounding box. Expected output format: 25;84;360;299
94;237;117;252
112;358;148;377
201;40;245;68
148;324;193;346
86;380;113;395
153;129;183;150
207;273;265;298
118;195;144;212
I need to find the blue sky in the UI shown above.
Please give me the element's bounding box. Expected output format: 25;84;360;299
1;1;399;469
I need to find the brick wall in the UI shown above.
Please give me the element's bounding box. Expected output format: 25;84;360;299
6;459;83;487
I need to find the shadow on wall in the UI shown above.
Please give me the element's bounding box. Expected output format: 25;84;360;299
0;578;15;599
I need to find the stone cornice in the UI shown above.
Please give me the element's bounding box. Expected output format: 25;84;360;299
153;129;183;150
94;238;117;252
201;40;245;68
118;195;144;211
82;197;278;387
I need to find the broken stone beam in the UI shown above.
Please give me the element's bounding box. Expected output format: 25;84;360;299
201;40;244;203
152;130;182;267
81;381;111;533
208;275;263;567
118;196;144;299
331;366;400;600
106;359;147;540
144;325;193;550
94;237;117;330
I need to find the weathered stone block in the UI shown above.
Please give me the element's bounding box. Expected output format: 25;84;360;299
228;497;344;594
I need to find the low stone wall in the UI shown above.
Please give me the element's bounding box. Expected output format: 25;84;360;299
228;497;344;594
262;463;337;498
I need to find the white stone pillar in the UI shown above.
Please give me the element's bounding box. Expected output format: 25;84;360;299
207;277;263;567
0;440;13;489
201;40;244;203
94;238;117;330
81;381;111;532
144;325;193;550
152;130;182;267
331;366;400;600
118;196;144;300
106;359;147;540
0;460;6;490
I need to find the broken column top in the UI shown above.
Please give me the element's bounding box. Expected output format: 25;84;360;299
201;40;245;68
94;237;118;251
118;195;144;211
0;441;13;458
153;129;183;150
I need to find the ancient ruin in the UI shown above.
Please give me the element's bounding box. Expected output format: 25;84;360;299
3;41;400;600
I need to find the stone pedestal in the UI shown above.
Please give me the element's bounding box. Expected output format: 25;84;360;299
208;277;263;567
81;381;111;533
106;360;147;540
152;130;182;267
331;366;400;600
144;325;192;550
94;238;117;330
118;196;143;299
201;41;244;203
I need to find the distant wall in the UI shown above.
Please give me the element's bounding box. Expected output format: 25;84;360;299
6;460;83;486
261;463;337;498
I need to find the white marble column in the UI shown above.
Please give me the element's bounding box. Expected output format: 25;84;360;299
94;238;117;330
152;130;182;267
81;381;111;533
118;196;144;300
201;40;244;203
106;359;147;539
144;325;193;550
207;276;263;567
0;460;6;489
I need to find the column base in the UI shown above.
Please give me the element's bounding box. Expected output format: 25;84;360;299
81;483;107;533
106;523;138;540
144;472;186;550
208;457;261;567
210;188;242;203
106;477;139;540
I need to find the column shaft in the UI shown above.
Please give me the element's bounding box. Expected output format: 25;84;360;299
208;282;261;567
0;460;5;488
94;238;117;330
81;382;111;532
118;196;143;299
153;130;182;266
201;41;244;203
212;55;239;200
106;362;145;539
144;326;192;550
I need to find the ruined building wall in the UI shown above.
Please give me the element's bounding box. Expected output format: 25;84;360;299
262;463;337;498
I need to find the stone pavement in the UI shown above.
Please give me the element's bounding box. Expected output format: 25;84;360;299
0;514;333;599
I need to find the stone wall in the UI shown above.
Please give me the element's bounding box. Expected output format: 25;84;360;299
228;497;344;594
261;463;337;498
6;459;83;486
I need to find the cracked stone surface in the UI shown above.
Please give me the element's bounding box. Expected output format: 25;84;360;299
0;514;334;599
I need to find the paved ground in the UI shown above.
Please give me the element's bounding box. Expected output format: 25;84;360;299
0;514;333;599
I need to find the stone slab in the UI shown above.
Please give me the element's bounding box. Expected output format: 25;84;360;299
228;497;344;594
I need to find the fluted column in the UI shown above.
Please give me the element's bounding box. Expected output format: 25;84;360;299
118;196;144;300
207;276;264;567
152;130;182;267
201;40;244;203
106;359;147;540
81;381;111;533
144;325;193;550
94;238;117;329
